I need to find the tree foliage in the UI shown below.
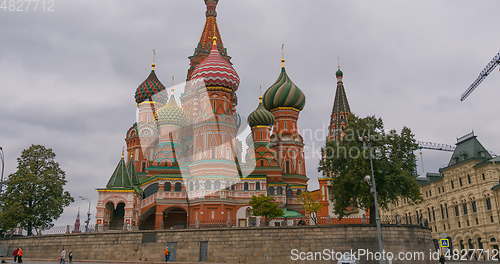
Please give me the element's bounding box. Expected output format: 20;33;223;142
249;195;283;225
299;192;322;224
0;145;74;235
319;115;421;220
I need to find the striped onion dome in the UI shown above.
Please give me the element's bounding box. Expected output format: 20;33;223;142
190;37;240;91
135;67;166;104
248;97;275;127
262;63;305;111
157;94;185;126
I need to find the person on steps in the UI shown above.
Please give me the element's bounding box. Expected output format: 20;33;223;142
12;248;18;263
164;246;170;263
59;248;66;264
16;248;23;263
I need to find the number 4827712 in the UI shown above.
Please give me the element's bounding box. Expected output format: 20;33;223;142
0;0;55;12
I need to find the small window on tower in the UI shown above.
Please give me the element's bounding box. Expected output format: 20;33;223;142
174;182;182;192
165;182;172;192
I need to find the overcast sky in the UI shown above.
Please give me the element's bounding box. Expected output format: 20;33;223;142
1;0;499;226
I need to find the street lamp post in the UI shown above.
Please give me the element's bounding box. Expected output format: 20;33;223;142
79;196;92;232
0;146;5;194
360;136;386;264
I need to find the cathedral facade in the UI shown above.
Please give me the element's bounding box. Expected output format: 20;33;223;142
95;0;309;230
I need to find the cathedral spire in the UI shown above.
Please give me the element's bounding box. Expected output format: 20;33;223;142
188;0;231;80
280;43;286;68
73;208;81;233
328;67;351;141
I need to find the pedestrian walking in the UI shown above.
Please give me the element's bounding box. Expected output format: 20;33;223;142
439;255;446;264
164;246;169;263
68;251;73;263
59;248;67;264
12;248;18;263
16;248;23;263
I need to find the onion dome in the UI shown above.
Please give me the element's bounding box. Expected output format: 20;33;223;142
262;60;305;111
248;97;275;127
157;94;185;126
135;65;166;104
190;37;240;91
336;68;343;78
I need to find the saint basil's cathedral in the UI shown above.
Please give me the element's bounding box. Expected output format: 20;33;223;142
95;0;359;230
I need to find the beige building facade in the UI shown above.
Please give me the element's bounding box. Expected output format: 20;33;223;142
385;133;500;252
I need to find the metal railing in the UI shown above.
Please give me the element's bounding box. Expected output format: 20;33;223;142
3;215;428;238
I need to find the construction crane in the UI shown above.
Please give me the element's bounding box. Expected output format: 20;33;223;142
461;51;500;101
416;140;497;176
415;141;455;176
417;141;455;152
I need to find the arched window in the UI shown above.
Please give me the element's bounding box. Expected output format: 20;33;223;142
296;189;302;196
287;188;293;196
231;184;236;191
189;181;194;191
205;180;212;190
164;182;172;192
143;183;159;198
468;239;474;249
174;182;182;192
243;182;249;191
478;238;483;249
285;161;290;174
268;187;275;195
255;182;261;191
277;187;283;195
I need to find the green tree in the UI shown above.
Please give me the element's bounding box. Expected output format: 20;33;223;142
0;145;74;235
319;115;421;223
299;192;322;225
249;195;283;226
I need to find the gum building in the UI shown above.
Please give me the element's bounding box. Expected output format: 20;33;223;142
385;132;500;252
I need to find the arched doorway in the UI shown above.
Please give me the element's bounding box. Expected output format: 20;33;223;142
139;206;156;230
163;207;187;229
109;202;125;230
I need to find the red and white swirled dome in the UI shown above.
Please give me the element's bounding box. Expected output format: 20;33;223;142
190;37;240;91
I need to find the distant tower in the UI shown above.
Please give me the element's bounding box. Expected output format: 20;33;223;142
327;68;351;141
73;209;81;233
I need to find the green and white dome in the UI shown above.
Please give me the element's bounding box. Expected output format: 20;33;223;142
157;95;185;126
247;97;275;127
262;63;305;111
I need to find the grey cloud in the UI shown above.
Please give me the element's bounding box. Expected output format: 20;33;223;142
1;0;498;226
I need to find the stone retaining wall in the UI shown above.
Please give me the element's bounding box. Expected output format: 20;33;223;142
0;225;436;264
